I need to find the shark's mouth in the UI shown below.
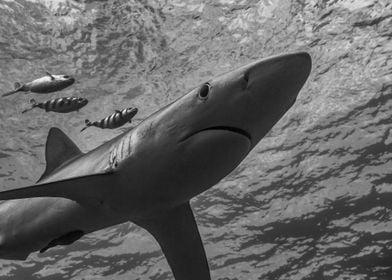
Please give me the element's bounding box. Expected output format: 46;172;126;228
180;126;251;143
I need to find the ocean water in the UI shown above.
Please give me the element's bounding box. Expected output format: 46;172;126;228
0;0;391;279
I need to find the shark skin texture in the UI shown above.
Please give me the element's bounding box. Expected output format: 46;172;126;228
0;52;312;280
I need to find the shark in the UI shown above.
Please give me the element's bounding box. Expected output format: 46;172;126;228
0;52;311;279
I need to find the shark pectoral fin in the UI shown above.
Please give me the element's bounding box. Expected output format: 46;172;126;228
40;230;84;253
37;128;84;183
135;203;211;280
0;173;113;206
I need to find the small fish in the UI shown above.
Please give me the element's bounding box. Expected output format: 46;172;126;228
22;97;88;114
2;72;75;97
81;107;138;132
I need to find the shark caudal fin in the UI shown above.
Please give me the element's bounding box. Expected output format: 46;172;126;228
2;82;24;97
37;128;84;182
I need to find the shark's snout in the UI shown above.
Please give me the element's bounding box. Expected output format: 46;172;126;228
229;52;312;147
245;52;311;99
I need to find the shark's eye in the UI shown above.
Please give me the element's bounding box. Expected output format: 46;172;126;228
198;83;210;100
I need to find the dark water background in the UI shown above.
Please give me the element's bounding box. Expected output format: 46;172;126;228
0;0;391;279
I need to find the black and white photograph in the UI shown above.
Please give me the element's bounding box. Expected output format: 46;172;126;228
0;0;391;279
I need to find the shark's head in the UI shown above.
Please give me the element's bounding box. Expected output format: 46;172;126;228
175;52;311;148
129;52;311;201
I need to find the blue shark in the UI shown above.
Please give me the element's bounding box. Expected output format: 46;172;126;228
0;52;311;280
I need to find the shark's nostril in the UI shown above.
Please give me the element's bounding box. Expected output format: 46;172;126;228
243;72;249;84
241;72;249;90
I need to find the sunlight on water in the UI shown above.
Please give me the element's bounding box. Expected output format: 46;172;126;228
0;0;391;279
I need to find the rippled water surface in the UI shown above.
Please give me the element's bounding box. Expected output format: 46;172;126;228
0;0;391;279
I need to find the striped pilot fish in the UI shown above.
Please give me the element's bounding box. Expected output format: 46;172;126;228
22;97;88;114
2;72;75;97
80;107;138;132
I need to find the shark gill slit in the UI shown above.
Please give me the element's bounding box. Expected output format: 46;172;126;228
108;133;133;169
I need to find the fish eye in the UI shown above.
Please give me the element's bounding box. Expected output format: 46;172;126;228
63;75;70;78
198;83;210;100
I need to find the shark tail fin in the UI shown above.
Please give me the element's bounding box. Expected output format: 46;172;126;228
2;82;24;97
80;120;91;132
21;99;38;114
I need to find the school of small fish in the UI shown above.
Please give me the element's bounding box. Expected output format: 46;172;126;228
2;72;138;132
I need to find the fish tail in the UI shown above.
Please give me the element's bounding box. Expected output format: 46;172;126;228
2;82;24;97
21;99;38;114
21;107;33;114
2;90;17;97
80;119;91;132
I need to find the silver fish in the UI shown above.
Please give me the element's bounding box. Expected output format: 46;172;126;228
2;72;75;97
80;107;138;132
22;97;88;114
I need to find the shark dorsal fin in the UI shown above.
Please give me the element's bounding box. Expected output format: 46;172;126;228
37;128;83;182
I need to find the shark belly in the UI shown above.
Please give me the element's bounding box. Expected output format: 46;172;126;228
0;197;126;260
